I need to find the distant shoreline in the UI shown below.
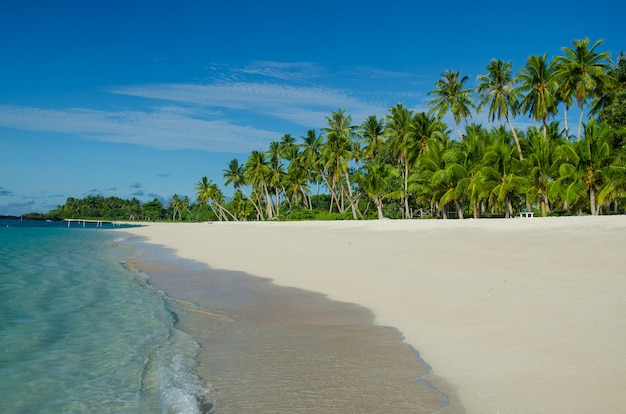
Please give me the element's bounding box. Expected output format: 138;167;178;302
121;216;626;413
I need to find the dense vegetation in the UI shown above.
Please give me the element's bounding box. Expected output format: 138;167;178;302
49;38;626;221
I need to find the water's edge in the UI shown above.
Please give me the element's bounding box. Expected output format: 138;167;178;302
119;232;463;413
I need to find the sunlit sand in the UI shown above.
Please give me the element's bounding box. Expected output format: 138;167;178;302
123;216;626;413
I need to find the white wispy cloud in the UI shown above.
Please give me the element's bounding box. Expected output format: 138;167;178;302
0;104;278;152
110;81;387;127
237;61;323;81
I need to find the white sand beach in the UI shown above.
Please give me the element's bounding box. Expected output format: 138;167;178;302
123;216;626;413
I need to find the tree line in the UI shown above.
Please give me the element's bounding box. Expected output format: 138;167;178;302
199;38;626;220
47;38;626;221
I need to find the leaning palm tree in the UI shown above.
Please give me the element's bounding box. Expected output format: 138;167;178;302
516;53;559;139
554;38;612;141
428;69;475;141
476;59;524;160
195;176;236;221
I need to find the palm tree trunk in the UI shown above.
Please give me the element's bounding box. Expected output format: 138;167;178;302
376;198;384;219
563;104;569;139
454;199;464;219
589;186;598;215
403;162;409;219
343;173;358;220
577;104;584;142
472;200;480;219
506;115;523;160
455;121;464;141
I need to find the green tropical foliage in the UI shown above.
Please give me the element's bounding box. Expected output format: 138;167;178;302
45;38;626;222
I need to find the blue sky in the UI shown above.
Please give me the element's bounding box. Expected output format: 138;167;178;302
1;0;624;215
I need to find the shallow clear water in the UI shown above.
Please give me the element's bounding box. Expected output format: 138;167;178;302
0;219;203;413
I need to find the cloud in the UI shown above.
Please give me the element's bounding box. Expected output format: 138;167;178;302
0;104;278;153
111;81;386;127
0;186;14;196
130;183;143;189
237;61;323;81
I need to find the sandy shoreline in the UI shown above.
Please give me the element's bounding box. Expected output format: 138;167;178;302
122;216;626;413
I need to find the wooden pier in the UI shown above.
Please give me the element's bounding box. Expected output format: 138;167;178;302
63;219;123;228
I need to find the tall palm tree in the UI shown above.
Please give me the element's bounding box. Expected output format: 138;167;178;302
385;103;415;218
476;59;524;159
245;150;273;220
412;111;447;159
360;115;386;161
554;38;612;141
516;53;559;138
279;133;297;161
321;109;359;219
428;69;475;141
266;141;286;217
299;129;324;201
223;158;263;219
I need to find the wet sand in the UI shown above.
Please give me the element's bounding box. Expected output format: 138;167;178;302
121;216;626;413
126;239;452;413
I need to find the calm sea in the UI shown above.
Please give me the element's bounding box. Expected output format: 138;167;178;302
0;219;204;413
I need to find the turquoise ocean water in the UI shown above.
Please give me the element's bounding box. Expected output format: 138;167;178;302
0;219;204;413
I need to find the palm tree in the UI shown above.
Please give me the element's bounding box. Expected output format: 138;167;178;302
360;115;386;161
195;176;236;221
223;158;263;219
279;133;297;161
461;124;491;218
385;103;416;218
551;120;618;215
412;111;448;159
516;54;559;138
524;125;563;216
321;109;359;219
555;38;612;141
245;150;273;220
299;129;324;204
428;69;475;141
476;59;524;159
355;163;401;219
478;127;530;218
267;141;286;217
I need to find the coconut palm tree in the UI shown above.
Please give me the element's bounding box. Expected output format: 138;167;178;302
516;54;559;139
321;109;359;219
554;38;612;141
355;163;401;219
428;69;475;141
478;127;530;218
360;115;386;161
195;176;236;221
476;59;524;160
524;124;564;216
223;158;263;219
245;150;273;220
551;120;618;215
385;103;416;218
